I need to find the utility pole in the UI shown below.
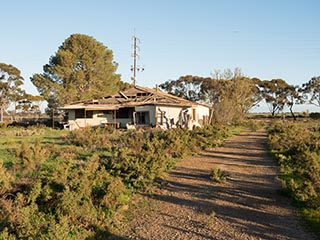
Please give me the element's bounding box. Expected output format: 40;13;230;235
132;35;137;85
131;34;144;86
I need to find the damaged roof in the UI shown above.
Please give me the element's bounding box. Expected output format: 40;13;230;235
62;85;211;110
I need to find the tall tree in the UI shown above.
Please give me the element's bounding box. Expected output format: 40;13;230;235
159;68;262;124
31;34;123;112
301;76;320;107
257;79;291;117
0;63;24;122
201;69;261;124
285;85;303;120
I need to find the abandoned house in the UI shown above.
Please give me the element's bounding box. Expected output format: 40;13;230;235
61;85;212;130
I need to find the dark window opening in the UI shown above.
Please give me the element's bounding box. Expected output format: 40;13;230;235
86;111;93;118
75;109;93;118
75;109;84;118
116;108;134;118
136;111;150;125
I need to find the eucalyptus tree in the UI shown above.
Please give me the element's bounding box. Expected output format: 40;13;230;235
301;76;320;107
195;68;260;124
160;68;261;124
159;75;207;102
257;79;291;117
286;85;303;120
0;63;24;122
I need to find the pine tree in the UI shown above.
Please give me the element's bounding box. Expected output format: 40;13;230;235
31;34;123;111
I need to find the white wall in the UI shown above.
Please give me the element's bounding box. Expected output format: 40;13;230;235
66;110;108;130
66;118;105;130
66;105;211;130
194;105;210;120
156;106;183;126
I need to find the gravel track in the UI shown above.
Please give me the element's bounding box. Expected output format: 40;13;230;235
120;128;316;240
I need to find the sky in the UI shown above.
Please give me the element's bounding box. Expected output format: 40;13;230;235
1;0;320;112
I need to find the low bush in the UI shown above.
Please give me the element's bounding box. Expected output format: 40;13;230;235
0;126;45;137
310;112;320;119
243;119;265;132
210;167;228;183
268;120;320;235
0;124;234;238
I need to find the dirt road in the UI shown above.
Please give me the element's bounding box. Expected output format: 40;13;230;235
121;129;315;240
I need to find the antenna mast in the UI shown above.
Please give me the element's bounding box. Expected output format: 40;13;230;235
131;34;144;86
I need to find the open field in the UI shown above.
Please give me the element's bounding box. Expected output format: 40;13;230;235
1;121;319;239
0;125;239;239
0;127;68;165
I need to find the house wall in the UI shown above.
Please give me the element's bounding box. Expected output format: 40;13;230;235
156;106;184;127
66;110;109;130
193;105;210;121
65;105;211;130
68;110;76;120
66;118;104;130
185;105;210;128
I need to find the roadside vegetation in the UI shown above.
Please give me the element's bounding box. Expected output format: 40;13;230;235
210;167;228;183
0;124;238;239
268;120;320;236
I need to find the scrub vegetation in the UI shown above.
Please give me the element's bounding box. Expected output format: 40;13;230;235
268;120;320;236
0;125;235;239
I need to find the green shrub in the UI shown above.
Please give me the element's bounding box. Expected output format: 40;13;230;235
268;120;320;235
243;119;265;132
310;112;320;119
210;167;228;183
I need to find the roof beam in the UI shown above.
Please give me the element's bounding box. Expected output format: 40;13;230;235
119;91;128;99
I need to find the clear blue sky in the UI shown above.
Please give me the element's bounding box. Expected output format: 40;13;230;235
1;0;320;112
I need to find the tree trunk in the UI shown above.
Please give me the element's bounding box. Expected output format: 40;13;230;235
289;105;296;120
0;107;2;123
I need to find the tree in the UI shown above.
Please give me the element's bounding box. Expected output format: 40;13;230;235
0;63;24;122
301;76;320;107
200;68;261;124
257;79;291;117
159;75;207;102
31;34;123;112
159;68;262;124
286;85;303;120
16;94;44;119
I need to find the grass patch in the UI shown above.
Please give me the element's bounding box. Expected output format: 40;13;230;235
0;127;68;165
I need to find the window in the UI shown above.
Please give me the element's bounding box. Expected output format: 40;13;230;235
75;109;93;118
135;111;150;125
116;107;134;118
86;111;93;118
75;109;84;118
